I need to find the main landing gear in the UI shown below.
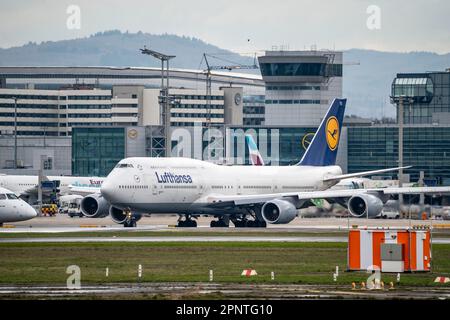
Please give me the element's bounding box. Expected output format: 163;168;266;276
232;219;266;228
210;216;230;228
231;209;267;228
177;214;197;228
123;210;137;228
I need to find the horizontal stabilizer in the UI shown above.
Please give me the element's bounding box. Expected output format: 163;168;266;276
323;166;412;182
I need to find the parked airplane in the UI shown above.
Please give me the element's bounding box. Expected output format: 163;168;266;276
79;98;450;228
0;186;37;225
0;174;104;204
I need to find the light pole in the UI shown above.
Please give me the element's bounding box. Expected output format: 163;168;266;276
398;96;404;212
140;47;175;157
13;97;18;169
394;95;413;216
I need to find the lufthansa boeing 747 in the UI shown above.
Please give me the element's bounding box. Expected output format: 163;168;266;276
79;99;450;227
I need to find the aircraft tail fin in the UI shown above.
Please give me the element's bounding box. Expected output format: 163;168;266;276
298;98;346;166
245;134;265;166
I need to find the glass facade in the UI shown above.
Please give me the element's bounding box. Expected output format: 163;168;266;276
72;127;125;176
392;77;433;99
243;95;265;126
348;126;450;184
392;72;450;124
265;99;321;104
260;63;342;77
229;126;317;166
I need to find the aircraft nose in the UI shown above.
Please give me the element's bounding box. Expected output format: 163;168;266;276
28;206;38;218
20;201;37;220
100;180;114;201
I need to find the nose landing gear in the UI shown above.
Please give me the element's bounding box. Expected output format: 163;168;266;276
123;210;137;228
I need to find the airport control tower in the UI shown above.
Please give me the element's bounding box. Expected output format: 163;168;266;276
259;50;343;126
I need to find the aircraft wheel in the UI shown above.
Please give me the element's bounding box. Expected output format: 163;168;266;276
178;219;197;228
257;220;267;228
219;220;229;227
246;220;256;228
211;220;229;228
232;220;246;228
124;220;137;228
188;220;197;227
177;220;185;228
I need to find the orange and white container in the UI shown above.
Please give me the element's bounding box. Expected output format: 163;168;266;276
348;227;431;272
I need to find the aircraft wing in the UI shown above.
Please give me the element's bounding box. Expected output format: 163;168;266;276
19;185;39;196
68;185;100;196
205;186;450;207
19;175;53;196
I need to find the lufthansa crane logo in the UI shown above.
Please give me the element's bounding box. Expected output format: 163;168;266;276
128;129;138;139
301;133;315;150
325;116;339;151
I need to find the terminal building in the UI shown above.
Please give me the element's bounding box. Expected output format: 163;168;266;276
143;87;244;127
2;64;450;187
392;70;450;124
347;69;450;185
0;66;262;174
0;67;263;137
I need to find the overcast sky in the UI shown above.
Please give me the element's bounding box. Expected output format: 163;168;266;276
1;0;449;53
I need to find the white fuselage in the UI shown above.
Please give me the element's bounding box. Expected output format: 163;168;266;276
0;175;104;197
0;187;37;223
100;157;342;215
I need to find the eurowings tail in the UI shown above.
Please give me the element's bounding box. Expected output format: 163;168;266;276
245;134;265;166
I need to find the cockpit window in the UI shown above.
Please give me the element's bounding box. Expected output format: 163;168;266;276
6;194;18;200
115;163;134;168
0;194;6;200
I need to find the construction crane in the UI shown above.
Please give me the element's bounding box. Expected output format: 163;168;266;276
200;53;259;128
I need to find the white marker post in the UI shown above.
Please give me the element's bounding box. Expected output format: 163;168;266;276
209;270;213;282
271;271;275;281
138;264;142;282
106;267;109;277
396;273;401;283
333;266;339;282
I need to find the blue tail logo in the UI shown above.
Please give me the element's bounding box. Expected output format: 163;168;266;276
298;98;346;166
325;116;340;151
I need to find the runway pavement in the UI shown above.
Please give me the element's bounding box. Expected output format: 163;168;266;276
1;236;450;243
1;214;446;234
1;283;449;299
0;236;348;243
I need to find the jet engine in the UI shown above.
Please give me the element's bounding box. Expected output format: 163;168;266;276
348;194;383;218
109;206;141;224
261;199;297;224
80;194;109;218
